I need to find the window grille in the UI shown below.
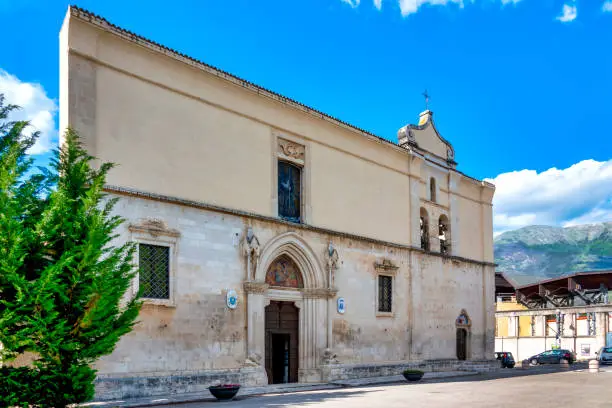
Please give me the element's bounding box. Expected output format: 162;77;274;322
378;275;393;313
139;244;170;299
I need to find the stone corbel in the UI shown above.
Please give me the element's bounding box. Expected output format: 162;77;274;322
321;348;339;365
374;258;399;275
243;352;263;367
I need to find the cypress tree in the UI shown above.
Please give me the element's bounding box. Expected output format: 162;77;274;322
0;95;141;407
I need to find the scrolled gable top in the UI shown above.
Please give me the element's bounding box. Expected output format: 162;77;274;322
398;110;456;167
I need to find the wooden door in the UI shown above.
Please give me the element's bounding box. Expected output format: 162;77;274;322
456;328;467;360
265;301;299;383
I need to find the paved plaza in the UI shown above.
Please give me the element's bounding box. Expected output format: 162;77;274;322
154;367;612;408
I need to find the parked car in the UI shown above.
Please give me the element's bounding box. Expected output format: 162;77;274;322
596;347;612;365
528;349;575;365
495;351;515;368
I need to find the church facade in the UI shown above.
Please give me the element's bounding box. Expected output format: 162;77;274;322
60;7;497;401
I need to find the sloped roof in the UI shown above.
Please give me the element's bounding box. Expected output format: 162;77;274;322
68;5;396;149
68;5;489;186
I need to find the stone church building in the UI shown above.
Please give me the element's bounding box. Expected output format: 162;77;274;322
60;7;497;400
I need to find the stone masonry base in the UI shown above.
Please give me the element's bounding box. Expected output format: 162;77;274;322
94;366;268;401
93;359;497;401
321;359;499;382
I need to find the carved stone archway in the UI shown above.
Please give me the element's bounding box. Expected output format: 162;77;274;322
244;232;331;383
256;232;326;289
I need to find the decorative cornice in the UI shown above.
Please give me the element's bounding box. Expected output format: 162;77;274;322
278;138;305;163
303;288;338;299
128;218;181;238
243;281;269;294
105;185;497;268
374;259;400;274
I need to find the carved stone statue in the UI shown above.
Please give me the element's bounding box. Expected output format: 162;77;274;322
241;227;261;280
325;242;339;288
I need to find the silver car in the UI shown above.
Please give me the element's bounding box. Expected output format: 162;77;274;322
596;347;612;365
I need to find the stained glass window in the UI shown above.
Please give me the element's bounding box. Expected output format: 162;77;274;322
139;244;170;299
378;275;393;313
278;161;301;223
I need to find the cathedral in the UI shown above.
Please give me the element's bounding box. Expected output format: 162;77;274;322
60;7;497;401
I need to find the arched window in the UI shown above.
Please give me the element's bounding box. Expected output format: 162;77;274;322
420;208;430;251
430;178;437;202
439;214;450;255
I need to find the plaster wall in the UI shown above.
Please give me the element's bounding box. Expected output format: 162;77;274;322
60;14;494;262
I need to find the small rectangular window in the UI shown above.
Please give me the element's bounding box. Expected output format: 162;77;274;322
139;243;170;299
378;275;393;313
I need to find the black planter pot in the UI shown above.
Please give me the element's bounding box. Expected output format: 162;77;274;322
403;372;424;382
209;385;241;401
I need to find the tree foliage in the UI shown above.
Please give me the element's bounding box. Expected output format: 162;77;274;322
0;96;141;407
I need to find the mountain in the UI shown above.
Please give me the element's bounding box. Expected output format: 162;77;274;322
494;222;612;286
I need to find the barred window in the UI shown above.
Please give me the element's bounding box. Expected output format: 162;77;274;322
378;275;393;313
139;244;170;299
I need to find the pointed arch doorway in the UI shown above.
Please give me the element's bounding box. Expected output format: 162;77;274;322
264;255;302;384
456;310;471;361
246;232;331;384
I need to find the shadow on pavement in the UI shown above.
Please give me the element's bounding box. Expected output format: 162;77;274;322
144;364;596;407
370;362;590;388
167;389;378;407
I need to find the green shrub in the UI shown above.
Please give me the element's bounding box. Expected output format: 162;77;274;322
403;369;424;375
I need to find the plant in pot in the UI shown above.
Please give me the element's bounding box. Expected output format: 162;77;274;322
402;369;424;382
208;383;241;401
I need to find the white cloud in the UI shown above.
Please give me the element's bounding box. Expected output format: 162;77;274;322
603;1;612;12
486;159;612;234
342;0;524;15
398;0;464;16
341;0;361;7
556;3;577;22
0;70;57;155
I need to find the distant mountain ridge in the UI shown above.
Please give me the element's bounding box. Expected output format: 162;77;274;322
494;222;612;286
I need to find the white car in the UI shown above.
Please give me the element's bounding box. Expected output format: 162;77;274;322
596;347;612;365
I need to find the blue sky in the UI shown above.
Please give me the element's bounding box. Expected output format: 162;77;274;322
1;0;611;233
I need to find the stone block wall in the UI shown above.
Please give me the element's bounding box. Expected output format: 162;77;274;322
90;192;495;401
94;367;267;401
321;359;499;382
